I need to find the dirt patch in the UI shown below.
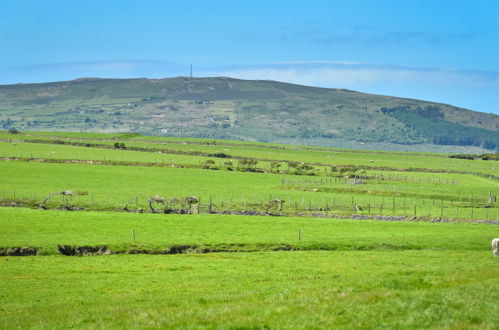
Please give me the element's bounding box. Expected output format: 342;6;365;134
57;245;111;256
0;247;38;256
127;243;296;255
1;242;428;257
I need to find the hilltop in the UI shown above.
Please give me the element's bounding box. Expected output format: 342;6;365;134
0;77;498;151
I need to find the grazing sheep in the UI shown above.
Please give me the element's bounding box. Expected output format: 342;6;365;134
492;238;499;257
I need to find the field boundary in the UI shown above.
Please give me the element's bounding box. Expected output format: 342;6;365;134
1;155;497;181
1;203;497;224
0;241;445;257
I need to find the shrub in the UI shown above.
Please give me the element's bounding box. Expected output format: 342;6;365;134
449;154;475;160
211;152;231;158
238;158;258;171
7;128;20;135
203;159;216;169
270;161;282;173
481;153;499;161
114;142;126;149
224;160;233;170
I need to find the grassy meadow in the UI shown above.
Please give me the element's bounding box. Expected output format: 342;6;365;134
2;130;498;175
1;251;498;329
1;208;497;254
0;130;498;328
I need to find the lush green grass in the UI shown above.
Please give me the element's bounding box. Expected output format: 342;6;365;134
1;207;497;254
2;130;497;177
0;141;230;167
0;130;498;328
1;251;498;329
1;207;498;328
0;159;497;219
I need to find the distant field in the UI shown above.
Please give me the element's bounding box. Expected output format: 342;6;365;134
0;130;498;219
2;130;497;176
0;160;497;219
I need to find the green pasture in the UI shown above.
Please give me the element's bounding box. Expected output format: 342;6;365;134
5;139;494;187
1;130;496;176
0;158;496;219
132;141;497;176
1;251;498;328
0;160;497;219
1;207;496;254
1;207;498;328
1;130;499;329
20;131;139;139
0;141;231;167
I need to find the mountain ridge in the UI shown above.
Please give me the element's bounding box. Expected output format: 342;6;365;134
0;76;497;151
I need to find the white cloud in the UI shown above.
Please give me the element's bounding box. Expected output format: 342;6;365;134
12;59;499;90
272;60;364;65
200;62;499;90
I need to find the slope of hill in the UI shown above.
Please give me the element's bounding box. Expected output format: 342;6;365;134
0;77;498;151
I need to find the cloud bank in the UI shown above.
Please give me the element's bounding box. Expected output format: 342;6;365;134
201;62;499;90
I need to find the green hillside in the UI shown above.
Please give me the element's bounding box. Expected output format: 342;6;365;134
1;77;498;151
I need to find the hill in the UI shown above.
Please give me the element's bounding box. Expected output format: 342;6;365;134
0;77;498;151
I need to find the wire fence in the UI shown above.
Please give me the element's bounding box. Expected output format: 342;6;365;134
1;189;497;221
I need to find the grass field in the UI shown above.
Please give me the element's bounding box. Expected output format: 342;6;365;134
1;207;498;328
1;251;498;329
0;159;497;220
2;130;498;176
0;130;498;328
1;208;496;254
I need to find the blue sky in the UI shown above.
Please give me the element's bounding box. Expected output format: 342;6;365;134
1;0;498;114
